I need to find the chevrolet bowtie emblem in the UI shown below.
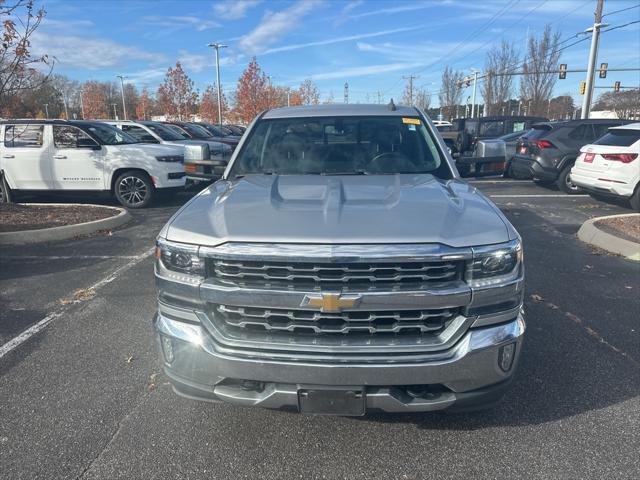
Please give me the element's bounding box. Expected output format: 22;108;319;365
301;293;362;312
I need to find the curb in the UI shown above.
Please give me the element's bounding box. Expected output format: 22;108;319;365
0;204;132;245
577;213;640;261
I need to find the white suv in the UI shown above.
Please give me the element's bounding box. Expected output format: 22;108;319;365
571;123;640;210
0;120;186;208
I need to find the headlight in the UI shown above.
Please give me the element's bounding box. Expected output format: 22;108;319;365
156;155;184;163
156;238;204;280
467;240;522;288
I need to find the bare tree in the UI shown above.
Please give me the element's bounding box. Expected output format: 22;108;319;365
481;40;518;116
0;0;53;106
520;25;561;116
414;89;431;111
594;89;640;119
438;66;464;120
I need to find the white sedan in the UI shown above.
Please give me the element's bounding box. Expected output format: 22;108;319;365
571;123;640;210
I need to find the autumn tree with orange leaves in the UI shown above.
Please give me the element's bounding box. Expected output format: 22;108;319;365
199;84;227;123
82;81;108;119
157;62;198;120
135;88;152;120
233;57;270;124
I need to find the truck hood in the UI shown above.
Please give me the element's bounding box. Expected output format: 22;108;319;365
164;174;513;248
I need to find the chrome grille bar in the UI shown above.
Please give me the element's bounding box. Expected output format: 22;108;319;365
213;304;457;335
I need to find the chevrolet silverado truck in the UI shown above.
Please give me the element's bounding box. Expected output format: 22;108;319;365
154;103;525;415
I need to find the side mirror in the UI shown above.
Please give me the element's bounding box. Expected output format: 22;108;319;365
77;138;101;150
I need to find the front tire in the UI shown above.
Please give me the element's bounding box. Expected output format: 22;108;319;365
630;184;640;211
0;174;12;203
114;171;154;208
556;164;581;194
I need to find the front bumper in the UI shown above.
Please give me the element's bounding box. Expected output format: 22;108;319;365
154;309;525;413
184;159;227;181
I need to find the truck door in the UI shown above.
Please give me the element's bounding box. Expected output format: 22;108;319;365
1;123;52;190
50;124;105;190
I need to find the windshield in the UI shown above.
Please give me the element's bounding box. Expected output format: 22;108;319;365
181;123;213;138
163;124;190;138
230;116;451;178
84;123;137;145
144;122;187;141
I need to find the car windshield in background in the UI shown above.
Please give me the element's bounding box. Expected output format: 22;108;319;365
230;116;451;178
163;124;190;137
523;125;554;141
183;123;213;138
145;123;186;141
84;123;137;145
499;130;528;141
594;129;640;147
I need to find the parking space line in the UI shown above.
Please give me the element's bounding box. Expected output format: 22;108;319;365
490;194;590;198
2;255;141;260
0;247;155;360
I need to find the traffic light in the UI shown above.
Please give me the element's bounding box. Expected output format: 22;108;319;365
580;81;586;95
599;63;608;79
614;81;621;92
559;64;567;79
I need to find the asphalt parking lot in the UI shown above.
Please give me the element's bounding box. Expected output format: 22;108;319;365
1;180;639;479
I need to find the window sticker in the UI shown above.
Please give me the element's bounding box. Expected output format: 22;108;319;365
402;117;421;125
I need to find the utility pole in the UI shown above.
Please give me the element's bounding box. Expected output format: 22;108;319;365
116;75;127;120
80;89;85;119
402;75;419;106
207;43;228;124
111;103;118;120
61;94;69;120
344;82;349;104
44;103;49;118
470;70;479;118
581;0;605;119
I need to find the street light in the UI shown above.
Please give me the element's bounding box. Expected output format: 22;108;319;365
469;68;479;118
116;75;127;120
207;43;228;124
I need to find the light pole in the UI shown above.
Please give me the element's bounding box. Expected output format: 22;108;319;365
207;43;227;124
116;75;127;120
581;0;605;119
111;103;118;120
44;103;49;118
470;69;479;118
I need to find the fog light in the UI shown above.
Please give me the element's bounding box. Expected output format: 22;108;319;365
498;343;516;372
161;336;175;364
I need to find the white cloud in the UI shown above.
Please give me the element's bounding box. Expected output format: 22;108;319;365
305;62;425;81
347;2;434;19
142;16;220;32
177;50;234;74
41;18;94;29
239;0;323;55
263;26;422;55
214;0;262;20
31;32;166;70
357;40;484;64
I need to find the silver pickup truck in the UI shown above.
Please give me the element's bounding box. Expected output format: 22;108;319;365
154;104;525;415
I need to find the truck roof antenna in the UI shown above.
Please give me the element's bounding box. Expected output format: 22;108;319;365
388;99;397;111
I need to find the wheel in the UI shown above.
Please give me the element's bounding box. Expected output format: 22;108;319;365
630;184;640;211
0;174;12;203
556;164;581;194
114;171;154;208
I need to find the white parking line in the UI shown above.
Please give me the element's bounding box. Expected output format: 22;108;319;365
2;255;141;261
490;194;590;198
0;247;155;360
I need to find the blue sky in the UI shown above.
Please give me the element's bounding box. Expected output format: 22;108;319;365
32;0;640;107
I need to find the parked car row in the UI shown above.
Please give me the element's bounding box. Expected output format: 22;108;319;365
0;119;245;208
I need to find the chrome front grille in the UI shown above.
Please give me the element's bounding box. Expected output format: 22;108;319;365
212;304;458;336
207;259;463;291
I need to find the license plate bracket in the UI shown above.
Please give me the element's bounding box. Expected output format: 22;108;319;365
298;388;365;416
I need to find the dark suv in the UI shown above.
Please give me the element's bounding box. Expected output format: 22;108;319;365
511;119;632;193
